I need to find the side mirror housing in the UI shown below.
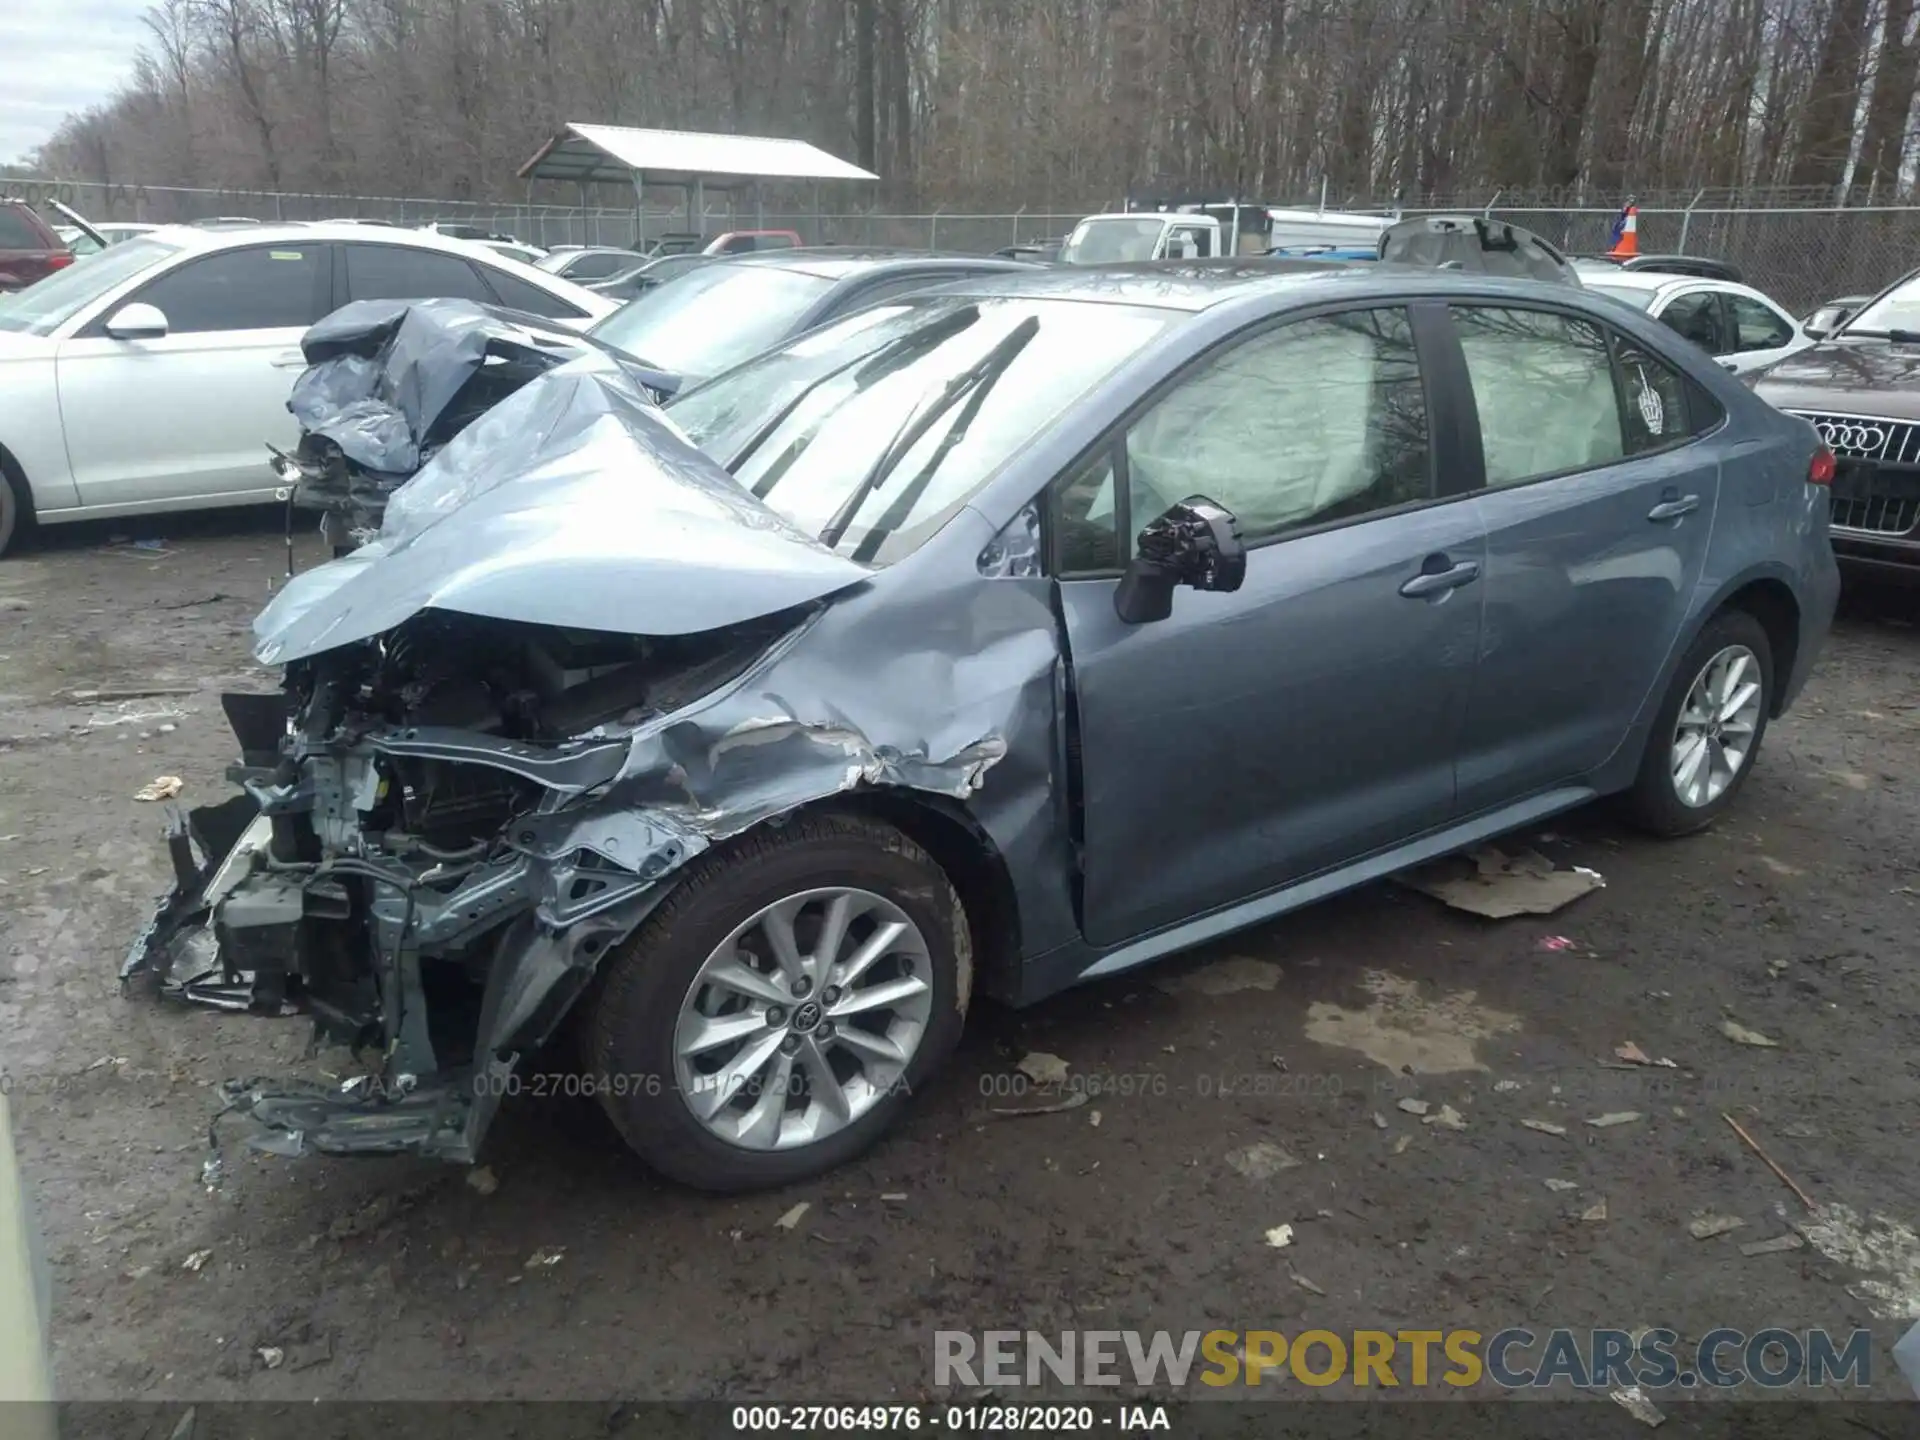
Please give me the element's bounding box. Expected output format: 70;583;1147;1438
1113;497;1246;624
104;303;169;340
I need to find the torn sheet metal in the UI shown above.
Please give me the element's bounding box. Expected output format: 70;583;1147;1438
257;356;874;664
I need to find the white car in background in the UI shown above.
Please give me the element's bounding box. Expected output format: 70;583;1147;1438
1577;270;1813;375
0;222;614;555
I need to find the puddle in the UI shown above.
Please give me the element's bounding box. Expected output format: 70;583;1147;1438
1304;970;1521;1074
1797;1204;1920;1320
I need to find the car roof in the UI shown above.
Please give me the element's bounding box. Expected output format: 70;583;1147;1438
728;249;1033;281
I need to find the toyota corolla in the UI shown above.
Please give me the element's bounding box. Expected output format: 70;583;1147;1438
125;263;1838;1191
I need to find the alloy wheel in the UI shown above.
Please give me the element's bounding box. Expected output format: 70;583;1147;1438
1670;643;1764;808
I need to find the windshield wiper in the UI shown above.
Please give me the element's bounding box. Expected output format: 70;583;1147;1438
819;313;1041;551
1839;327;1920;343
723;305;982;485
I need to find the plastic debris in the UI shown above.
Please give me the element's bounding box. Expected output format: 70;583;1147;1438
1537;935;1577;951
464;1166;498;1196
1264;1224;1295;1249
523;1246;565;1268
1544;1179;1578;1192
1226;1142;1301;1180
1720;1019;1780;1048
258;1346;285;1370
1398;846;1604;919
1292;1272;1326;1296
1588;1112;1644;1128
1610;1385;1665;1426
774;1203;811;1231
1740;1233;1806;1257
1391;1135;1411;1155
1689;1213;1745;1240
1372;1112;1389;1129
1397;1098;1431;1116
1423;1104;1468;1130
1089;1109;1102;1127
134;775;185;801
880;1193;908;1202
1522;1119;1569;1137
182;1249;213;1272
1579;1198;1609;1223
1615;1041;1677;1068
1016;1052;1070;1086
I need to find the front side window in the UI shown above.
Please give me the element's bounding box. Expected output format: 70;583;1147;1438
1728;294;1793;352
1455;307;1623;485
344;244;492;303
131;244;323;333
566;252;624;280
1657;291;1730;353
1054;307;1432;571
0;235;181;335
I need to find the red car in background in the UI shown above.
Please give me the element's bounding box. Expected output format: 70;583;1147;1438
0;201;72;291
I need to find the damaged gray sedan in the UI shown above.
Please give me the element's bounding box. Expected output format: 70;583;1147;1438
125;264;1837;1190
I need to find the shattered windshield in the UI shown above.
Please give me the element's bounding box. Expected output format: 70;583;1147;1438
1060;217;1169;264
667;295;1175;564
587;263;834;379
0;235;181;335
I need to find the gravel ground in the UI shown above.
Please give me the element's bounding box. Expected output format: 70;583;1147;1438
2;509;1917;1412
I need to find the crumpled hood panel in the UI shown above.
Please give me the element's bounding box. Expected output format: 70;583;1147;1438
255;352;872;664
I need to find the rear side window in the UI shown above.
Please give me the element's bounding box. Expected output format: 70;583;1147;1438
1658;292;1730;353
1455;307;1623;485
1611;336;1694;454
132;245;323;333
0;206;48;248
480;268;586;319
565;253;624;280
345;244;491;303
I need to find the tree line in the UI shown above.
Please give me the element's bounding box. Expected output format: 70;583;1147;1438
29;0;1920;210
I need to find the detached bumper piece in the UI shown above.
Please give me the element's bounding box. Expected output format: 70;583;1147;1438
217;1061;510;1162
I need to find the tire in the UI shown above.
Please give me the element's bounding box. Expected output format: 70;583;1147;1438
1626;609;1774;837
0;462;26;559
580;812;971;1191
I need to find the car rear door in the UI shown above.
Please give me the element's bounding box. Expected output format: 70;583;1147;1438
56;241;329;508
1720;289;1802;373
1052;303;1488;947
1444;303;1724;813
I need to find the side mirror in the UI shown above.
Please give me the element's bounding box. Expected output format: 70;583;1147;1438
1113;497;1246;624
104;302;169;340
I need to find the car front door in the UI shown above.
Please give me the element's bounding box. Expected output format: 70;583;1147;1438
1052;304;1487;947
56;242;329;508
1447;305;1723;813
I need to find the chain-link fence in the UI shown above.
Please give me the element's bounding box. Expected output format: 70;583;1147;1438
5;175;1914;314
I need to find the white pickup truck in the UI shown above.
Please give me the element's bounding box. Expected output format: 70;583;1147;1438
1058;212;1227;264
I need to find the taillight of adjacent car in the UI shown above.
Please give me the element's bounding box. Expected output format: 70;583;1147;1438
1807;446;1836;486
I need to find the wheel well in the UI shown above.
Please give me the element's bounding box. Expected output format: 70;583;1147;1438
826;790;1023;1004
1721;578;1800;714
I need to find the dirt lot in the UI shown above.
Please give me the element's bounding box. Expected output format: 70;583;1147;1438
3;510;1918;1410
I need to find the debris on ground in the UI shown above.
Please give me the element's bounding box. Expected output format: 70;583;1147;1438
1723;1113;1816;1210
1610;1384;1665;1426
1291;1272;1326;1296
257;1346;284;1370
774;1203;811;1231
1688;1213;1745;1240
181;1249;212;1273
1579;1198;1609;1223
1588;1111;1644;1128
1372;1112;1389;1129
1766;958;1789;979
1740;1233;1807;1257
1397;1098;1431;1116
880;1193;908;1202
63;685;198;703
1015;1052;1070;1086
1422;1104;1467;1130
1089;1109;1101;1127
1391;1135;1411;1155
1544;1179;1579;1192
134;775;184;801
1537;935;1577;952
1493;1079;1525;1092
523;1246;565;1268
1155;956;1283;996
464;1166;498;1196
1521;1119;1569;1137
1614;1041;1677;1068
1226;1141;1301;1180
1720;1019;1781;1048
1398;846;1605;919
1264;1224;1295;1249
989;1092;1089;1119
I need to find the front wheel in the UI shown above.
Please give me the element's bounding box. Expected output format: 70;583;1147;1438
580;812;970;1191
1626;609;1774;836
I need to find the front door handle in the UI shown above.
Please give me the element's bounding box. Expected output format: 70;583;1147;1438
1399;558;1480;598
1648;493;1701;521
270;351;308;369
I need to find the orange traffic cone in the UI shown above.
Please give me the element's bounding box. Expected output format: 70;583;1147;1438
1608;202;1640;258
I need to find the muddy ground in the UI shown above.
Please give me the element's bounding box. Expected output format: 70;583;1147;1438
2;510;1918;1411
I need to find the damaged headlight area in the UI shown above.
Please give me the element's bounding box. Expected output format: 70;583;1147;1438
123;606;798;1162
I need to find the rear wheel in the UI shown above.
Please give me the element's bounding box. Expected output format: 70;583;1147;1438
1626;609;1774;836
0;461;27;559
580;813;969;1191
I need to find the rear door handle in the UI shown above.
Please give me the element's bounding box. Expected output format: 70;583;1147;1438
1399;558;1480;598
1648;494;1701;521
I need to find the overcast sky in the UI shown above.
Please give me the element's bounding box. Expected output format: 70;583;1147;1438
1;0;152;165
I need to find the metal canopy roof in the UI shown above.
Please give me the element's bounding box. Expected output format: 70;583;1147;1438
519;123;878;188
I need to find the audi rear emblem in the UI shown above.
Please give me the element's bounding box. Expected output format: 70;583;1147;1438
1815;420;1889;453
